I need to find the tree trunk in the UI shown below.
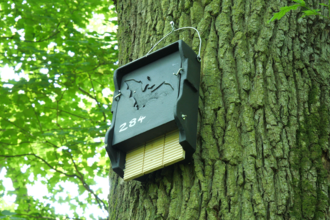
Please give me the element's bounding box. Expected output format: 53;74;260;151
108;0;330;219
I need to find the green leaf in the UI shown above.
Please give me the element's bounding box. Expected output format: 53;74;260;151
301;9;321;18
293;0;306;6
268;4;300;23
319;3;329;8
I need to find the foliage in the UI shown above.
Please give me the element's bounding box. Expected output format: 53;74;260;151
0;0;117;219
268;0;330;23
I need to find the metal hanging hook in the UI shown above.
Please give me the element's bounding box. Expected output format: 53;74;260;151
114;91;122;101
145;21;202;62
173;68;183;76
170;21;175;31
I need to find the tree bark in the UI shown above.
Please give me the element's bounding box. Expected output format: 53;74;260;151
109;0;330;219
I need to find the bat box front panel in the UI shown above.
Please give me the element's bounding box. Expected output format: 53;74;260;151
112;51;181;152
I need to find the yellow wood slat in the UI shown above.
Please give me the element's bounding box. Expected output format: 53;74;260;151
124;144;145;181
124;130;186;181
164;130;185;166
143;135;165;174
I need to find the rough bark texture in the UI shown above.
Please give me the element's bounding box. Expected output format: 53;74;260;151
108;0;330;219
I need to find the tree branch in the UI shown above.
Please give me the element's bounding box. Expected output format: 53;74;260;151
24;22;63;43
0;153;77;178
88;73;107;122
0;153;109;214
78;86;106;122
0;35;15;39
43;107;94;121
2;119;33;137
69;154;108;212
78;87;97;100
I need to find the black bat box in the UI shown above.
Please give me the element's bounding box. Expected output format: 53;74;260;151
105;40;201;178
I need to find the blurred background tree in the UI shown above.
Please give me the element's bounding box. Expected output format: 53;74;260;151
0;0;117;219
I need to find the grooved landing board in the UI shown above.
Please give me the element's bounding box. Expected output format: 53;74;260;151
123;130;185;181
124;144;145;181
164;130;185;166
143;136;165;174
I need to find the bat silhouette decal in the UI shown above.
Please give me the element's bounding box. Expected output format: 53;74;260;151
124;76;174;110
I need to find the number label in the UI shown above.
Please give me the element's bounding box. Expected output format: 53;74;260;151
129;118;136;127
119;123;128;132
119;116;146;133
138;116;146;123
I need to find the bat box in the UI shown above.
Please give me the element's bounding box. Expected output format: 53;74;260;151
104;40;201;181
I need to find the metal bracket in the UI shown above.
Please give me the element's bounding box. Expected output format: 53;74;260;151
170;21;175;31
114;91;122;101
173;68;183;76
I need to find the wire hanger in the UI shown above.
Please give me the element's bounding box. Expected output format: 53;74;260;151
145;21;202;62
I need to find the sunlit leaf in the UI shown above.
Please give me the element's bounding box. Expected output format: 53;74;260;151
268;4;300;23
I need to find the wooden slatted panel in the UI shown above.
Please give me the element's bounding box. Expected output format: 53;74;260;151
164;130;185;166
143;135;165;174
124;130;186;181
124;144;145;181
